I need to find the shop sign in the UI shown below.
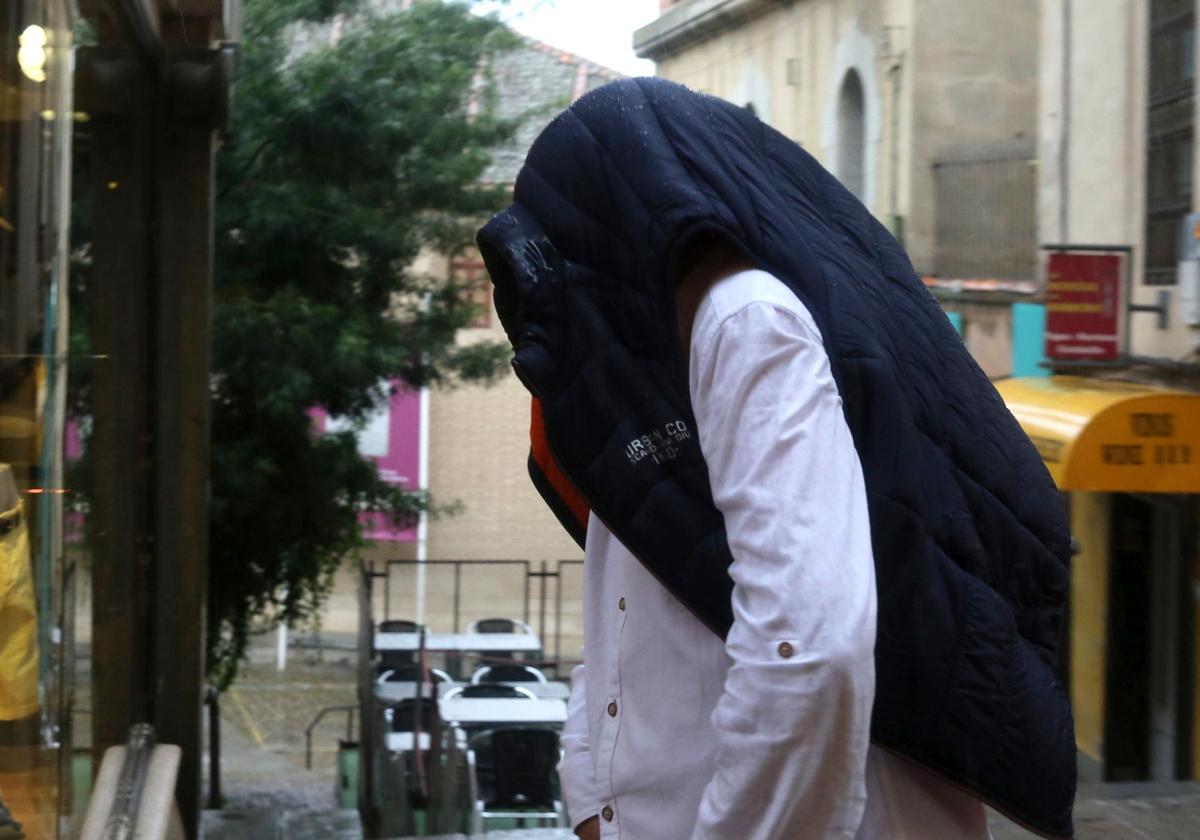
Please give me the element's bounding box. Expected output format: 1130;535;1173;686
1074;398;1200;492
1044;252;1121;360
995;377;1200;494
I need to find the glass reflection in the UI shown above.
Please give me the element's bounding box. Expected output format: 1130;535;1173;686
0;1;75;837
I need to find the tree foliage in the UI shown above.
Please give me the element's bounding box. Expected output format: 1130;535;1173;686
206;0;515;686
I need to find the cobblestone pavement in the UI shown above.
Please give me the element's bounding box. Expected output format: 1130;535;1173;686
988;784;1200;839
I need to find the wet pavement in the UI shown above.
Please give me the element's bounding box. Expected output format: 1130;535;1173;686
202;653;359;840
989;783;1200;839
396;833;572;839
203;648;1200;839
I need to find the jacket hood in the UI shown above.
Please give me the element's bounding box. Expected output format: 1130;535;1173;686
479;77;832;396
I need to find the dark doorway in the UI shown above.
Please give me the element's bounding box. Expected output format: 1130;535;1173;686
1104;494;1193;781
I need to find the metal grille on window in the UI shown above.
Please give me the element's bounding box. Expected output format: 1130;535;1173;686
1145;0;1196;286
932;145;1037;281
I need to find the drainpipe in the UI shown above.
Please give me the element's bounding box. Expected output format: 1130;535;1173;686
1059;0;1072;243
888;59;903;244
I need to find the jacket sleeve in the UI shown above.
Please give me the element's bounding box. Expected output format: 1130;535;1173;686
558;661;599;829
688;299;877;840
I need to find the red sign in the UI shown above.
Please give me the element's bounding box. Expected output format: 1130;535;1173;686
1044;252;1121;360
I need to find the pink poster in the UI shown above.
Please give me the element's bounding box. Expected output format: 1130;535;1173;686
313;382;422;542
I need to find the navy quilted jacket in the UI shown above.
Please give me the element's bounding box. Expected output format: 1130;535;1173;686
477;78;1076;838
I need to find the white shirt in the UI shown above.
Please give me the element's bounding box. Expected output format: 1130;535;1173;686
558;270;989;839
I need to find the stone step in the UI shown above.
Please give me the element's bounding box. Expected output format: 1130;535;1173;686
388;833;573;840
202;808;362;840
387;832;573;840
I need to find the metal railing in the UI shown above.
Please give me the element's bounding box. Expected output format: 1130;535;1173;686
80;724;184;840
381;559;533;629
932;146;1036;281
104;724;156;840
375;558;585;673
305;704;358;770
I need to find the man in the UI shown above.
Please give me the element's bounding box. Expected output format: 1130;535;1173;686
478;78;1075;839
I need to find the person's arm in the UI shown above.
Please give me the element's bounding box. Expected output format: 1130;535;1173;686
688;299;877;839
558;662;600;834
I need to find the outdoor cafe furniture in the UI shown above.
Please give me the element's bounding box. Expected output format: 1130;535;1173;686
374;632;542;653
376;665;454;684
375;679;571;703
439;699;567;725
385;731;433;753
471;726;565;831
470;664;548;684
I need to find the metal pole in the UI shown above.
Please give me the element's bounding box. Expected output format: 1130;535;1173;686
414;628;429;802
383;563;391;622
554;561;563;668
453;563;462;633
276;618;288;672
1059;0;1072;244
206;690;221;809
538;562;549;648
415;376;431;625
104;724;157;840
523;564;531;628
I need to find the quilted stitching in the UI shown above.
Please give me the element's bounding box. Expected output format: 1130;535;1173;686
477;78;1076;838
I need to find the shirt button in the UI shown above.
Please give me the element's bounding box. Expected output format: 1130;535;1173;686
607;701;618;717
618;596;626;611
778;641;795;658
601;805;614;821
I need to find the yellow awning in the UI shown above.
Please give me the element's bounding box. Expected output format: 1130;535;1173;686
994;376;1200;493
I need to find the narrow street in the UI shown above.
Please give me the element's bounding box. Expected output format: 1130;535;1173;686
201;651;359;840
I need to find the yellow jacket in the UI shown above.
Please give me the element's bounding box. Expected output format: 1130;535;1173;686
0;500;38;721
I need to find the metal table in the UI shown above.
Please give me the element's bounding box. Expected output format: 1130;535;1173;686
374;632;542;652
438;697;567;725
375;681;571;703
385;731;432;752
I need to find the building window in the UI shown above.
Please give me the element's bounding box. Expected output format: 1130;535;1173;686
837;69;866;199
451;258;492;328
1145;0;1195;285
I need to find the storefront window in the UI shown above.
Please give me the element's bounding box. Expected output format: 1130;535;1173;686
0;1;76;837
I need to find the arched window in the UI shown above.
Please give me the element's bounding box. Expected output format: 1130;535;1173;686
837;70;866;199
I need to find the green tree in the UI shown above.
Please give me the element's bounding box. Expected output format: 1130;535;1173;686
207;0;515;686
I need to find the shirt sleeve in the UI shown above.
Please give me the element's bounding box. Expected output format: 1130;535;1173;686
688;299;877;840
557;661;600;829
